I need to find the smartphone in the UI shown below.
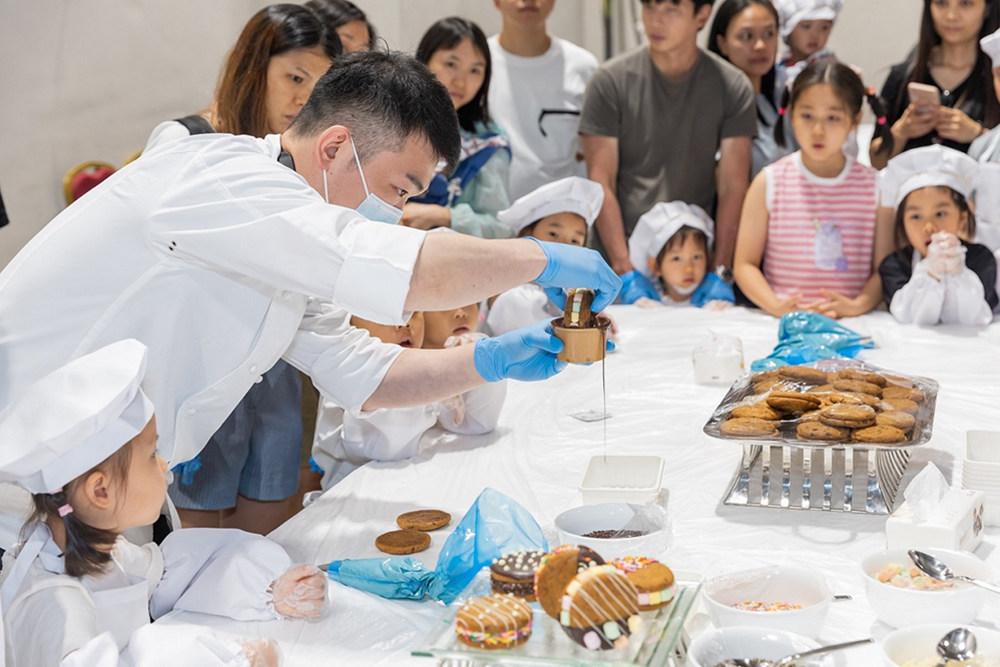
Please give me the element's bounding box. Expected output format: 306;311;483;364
908;82;941;112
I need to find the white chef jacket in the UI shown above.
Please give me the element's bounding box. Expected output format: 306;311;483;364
889;251;994;326
0;524;292;666
0;132;425;465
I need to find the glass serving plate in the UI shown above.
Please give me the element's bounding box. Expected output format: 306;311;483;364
411;569;701;666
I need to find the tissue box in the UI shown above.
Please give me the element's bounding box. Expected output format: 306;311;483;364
886;488;986;552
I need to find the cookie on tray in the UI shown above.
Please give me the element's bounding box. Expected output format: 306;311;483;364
766;391;821;414
828;391;881;408
833;378;883;397
731;403;782;421
720;417;780;437
838;368;887;386
853;424;907;444
882;386;926;403
611;556;676;611
796;421;851;441
778;365;828;385
559;565;641;651
882;397;919;414
534;545;606;619
819;403;876;428
876;410;916;432
455;594;533;650
490;550;544;601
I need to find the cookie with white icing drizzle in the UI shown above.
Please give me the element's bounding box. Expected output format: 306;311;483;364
559;564;641;651
455;594;533;650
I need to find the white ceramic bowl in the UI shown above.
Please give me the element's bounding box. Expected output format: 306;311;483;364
861;548;991;628
687;627;837;667
882;623;1000;667
702;566;831;638
553;502;671;561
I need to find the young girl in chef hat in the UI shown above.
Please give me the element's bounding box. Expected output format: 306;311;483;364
626;201;734;309
773;0;843;100
0;340;327;667
877;145;998;325
485;177;603;335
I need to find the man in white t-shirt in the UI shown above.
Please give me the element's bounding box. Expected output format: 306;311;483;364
488;0;598;201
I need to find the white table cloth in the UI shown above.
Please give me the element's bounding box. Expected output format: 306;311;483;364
158;306;1000;665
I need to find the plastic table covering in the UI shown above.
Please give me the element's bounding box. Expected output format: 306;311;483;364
157;306;1000;666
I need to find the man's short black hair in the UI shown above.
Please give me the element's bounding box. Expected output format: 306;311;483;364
290;50;460;174
639;0;715;10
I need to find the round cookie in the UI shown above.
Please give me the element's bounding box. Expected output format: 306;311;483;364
796;421;851;441
534;545;606;619
396;509;451;532
853;424;907;444
877;410;916;432
490;550;544;600
766;391;821;414
819;403;876;428
731;403;781;421
838;368;887;386
828;391;881;408
559;564;641;651
611;557;675;611
833;378;883;397
753;377;787;394
720;417;779;437
883;386;925;403
882;397;919;414
778;365;828;385
455;594;533;650
799;410;822;423
375;529;431;555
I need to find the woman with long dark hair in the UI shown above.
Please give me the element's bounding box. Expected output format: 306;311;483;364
710;0;790;177
401;17;513;238
871;0;1000;168
143;4;340;536
305;0;377;53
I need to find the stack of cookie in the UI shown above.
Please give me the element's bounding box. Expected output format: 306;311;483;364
718;365;929;446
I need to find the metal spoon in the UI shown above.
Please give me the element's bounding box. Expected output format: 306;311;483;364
936;627;977;667
909;549;1000;595
712;638;873;667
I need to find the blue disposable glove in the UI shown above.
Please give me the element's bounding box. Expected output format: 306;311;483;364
530;239;622;312
543;286;567;310
618;270;660;304
473;321;566;382
690;272;735;308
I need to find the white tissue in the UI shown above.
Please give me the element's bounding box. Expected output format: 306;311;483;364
904;463;950;523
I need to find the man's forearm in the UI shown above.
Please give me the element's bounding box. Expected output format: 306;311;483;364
594;187;630;274
405;235;547;311
714;187;746;269
363;345;484;411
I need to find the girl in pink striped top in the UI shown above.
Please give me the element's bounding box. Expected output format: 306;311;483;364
734;60;895;318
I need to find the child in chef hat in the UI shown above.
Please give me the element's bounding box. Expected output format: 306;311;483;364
774;0;842;67
878;145;998;325
625;201;734;309
0;339;327;666
485;177;603;335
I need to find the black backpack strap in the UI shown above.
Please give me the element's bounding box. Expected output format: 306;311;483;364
173;114;216;136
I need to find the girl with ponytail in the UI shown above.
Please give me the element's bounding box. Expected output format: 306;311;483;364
733;60;895;319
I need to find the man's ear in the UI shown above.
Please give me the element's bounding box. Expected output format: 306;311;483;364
316;124;351;166
695;3;713;30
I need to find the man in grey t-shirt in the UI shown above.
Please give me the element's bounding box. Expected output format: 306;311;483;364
580;0;756;277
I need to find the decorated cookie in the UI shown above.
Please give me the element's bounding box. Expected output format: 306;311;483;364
611;556;676;611
559;564;641;651
534;545;606;619
490;550;544;600
455;594;533;650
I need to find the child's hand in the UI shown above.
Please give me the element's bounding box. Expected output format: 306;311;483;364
812;290;867;319
271;564;328;619
766;293;803;317
703;299;734;311
926;232;966;277
935;108;983;144
893;104;937;141
242;639;281;667
400;203;452;230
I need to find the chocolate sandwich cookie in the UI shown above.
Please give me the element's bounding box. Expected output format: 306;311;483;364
559;564;641;651
562;288;595;328
534;545;606;619
490;550;544;600
455;594;533;650
611;556;675;611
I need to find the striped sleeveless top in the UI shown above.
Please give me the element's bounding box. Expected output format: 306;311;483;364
762;152;878;302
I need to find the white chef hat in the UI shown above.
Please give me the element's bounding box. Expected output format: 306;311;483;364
774;0;844;39
879;145;980;210
981;29;1000;67
0;339;154;495
628;202;715;278
497;177;604;235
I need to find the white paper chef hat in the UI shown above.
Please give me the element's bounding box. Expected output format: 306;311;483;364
879;145;980;210
628;202;715;278
0;339;154;495
497;177;604;235
982;29;1000;67
774;0;844;39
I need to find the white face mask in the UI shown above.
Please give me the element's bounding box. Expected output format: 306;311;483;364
338;136;404;225
670;281;699;296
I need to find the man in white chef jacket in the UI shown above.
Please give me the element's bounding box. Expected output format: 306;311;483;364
0;52;619;505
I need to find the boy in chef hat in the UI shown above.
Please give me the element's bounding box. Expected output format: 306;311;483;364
877;145;998;325
0;339;327;666
485;177;604;334
774;0;843;66
625;201;735;309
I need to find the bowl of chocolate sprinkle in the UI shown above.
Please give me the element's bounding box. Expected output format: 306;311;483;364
554;502;671;561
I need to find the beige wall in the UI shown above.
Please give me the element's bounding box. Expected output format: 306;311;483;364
0;0;921;268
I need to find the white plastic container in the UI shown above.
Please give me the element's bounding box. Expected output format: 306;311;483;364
579;455;664;504
692;332;744;385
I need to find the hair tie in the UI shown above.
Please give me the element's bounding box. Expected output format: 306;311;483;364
58;504;74;518
778;107;787;117
877;116;887;126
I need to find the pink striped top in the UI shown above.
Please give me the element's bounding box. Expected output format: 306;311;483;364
762;152;878;302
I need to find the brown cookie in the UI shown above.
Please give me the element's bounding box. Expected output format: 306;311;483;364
828;391;881;407
882;386;926;403
796;421;851;441
720;417;780;437
833;378;883;397
375;529;431;555
853;424;907;444
753;377;788;394
396;509;451;531
807;384;835;395
882;397;919;414
766;390;821;414
799;410;823;422
534;545;606;619
876;410;916;432
819;403;876;428
838;368;887;386
731;403;782;420
778;365;828;385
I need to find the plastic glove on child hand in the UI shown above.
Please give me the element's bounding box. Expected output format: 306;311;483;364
618;270;660;304
473;320;567;382
271;564;328;619
690;272;736;308
530;239;622;312
926;232;966;278
242;639;281;667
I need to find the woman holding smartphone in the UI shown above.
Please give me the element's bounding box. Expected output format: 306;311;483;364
870;0;1000;168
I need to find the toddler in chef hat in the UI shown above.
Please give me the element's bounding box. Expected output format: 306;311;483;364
625;201;735;309
0;340;326;666
878;145;998;325
774;0;842;67
485;177;603;335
